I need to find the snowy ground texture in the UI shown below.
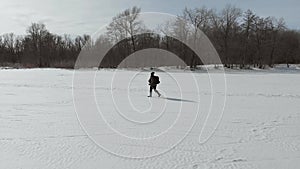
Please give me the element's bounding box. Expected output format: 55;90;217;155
1;66;300;169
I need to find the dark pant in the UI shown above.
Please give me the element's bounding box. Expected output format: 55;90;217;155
149;85;160;97
150;85;157;93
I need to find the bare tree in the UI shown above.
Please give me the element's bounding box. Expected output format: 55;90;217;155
268;17;286;67
182;7;214;68
214;4;242;67
183;7;213;34
240;9;256;68
25;23;49;67
279;31;299;67
3;33;15;61
106;6;144;52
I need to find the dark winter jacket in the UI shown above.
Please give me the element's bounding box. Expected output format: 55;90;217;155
148;75;160;87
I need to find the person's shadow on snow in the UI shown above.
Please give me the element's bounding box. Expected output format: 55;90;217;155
164;97;197;103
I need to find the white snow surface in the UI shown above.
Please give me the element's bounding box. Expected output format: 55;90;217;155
0;68;300;169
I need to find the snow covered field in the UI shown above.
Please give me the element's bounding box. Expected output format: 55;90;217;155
0;68;300;169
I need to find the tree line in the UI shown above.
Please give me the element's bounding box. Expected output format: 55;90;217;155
1;5;299;69
0;23;90;68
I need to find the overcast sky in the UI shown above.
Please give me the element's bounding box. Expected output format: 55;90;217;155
0;0;299;36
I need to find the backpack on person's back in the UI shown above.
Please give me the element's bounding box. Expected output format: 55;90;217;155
153;76;160;84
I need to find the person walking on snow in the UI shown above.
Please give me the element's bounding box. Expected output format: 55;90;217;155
148;72;161;97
